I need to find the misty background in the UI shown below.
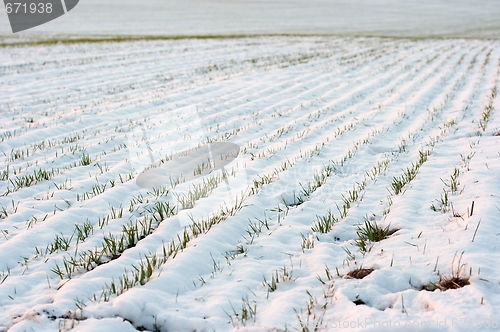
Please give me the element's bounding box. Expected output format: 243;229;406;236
1;0;500;42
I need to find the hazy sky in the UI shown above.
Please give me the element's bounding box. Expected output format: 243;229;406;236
1;0;499;39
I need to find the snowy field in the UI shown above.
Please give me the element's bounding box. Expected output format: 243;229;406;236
1;0;500;330
1;36;500;331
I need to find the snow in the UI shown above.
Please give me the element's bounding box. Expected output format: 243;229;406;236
1;4;500;330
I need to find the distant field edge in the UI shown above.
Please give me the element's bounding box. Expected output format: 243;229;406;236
1;33;499;47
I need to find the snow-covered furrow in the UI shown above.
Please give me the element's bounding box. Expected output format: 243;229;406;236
0;38;452;235
0;37;499;332
0;37;464;268
105;39;496;332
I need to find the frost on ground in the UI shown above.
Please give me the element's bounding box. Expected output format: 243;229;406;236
0;37;499;331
